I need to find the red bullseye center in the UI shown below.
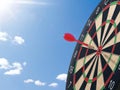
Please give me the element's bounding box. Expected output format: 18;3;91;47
96;46;103;56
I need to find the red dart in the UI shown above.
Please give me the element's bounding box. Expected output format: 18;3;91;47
64;33;94;49
64;33;89;46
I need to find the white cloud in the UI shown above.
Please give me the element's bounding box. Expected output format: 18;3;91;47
0;32;9;42
0;58;11;69
4;62;23;75
4;69;21;75
0;58;26;75
49;83;58;87
24;79;34;83
0;32;25;45
24;79;46;87
13;36;25;45
56;74;67;82
34;80;46;86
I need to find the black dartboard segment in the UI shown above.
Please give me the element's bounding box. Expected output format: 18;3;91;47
66;0;120;90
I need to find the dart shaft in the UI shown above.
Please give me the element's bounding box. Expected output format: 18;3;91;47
76;40;88;46
76;40;94;49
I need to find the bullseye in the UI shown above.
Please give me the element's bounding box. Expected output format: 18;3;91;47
96;46;103;56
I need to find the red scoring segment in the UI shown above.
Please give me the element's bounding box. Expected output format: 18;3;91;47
103;4;110;12
118;1;120;5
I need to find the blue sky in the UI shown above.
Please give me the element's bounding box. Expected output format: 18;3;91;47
0;0;100;90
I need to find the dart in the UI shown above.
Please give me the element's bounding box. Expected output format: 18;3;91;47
64;33;94;49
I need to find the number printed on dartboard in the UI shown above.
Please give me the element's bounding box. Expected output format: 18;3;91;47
104;0;111;5
108;80;115;90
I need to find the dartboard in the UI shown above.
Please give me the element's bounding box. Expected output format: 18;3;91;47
66;0;120;90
